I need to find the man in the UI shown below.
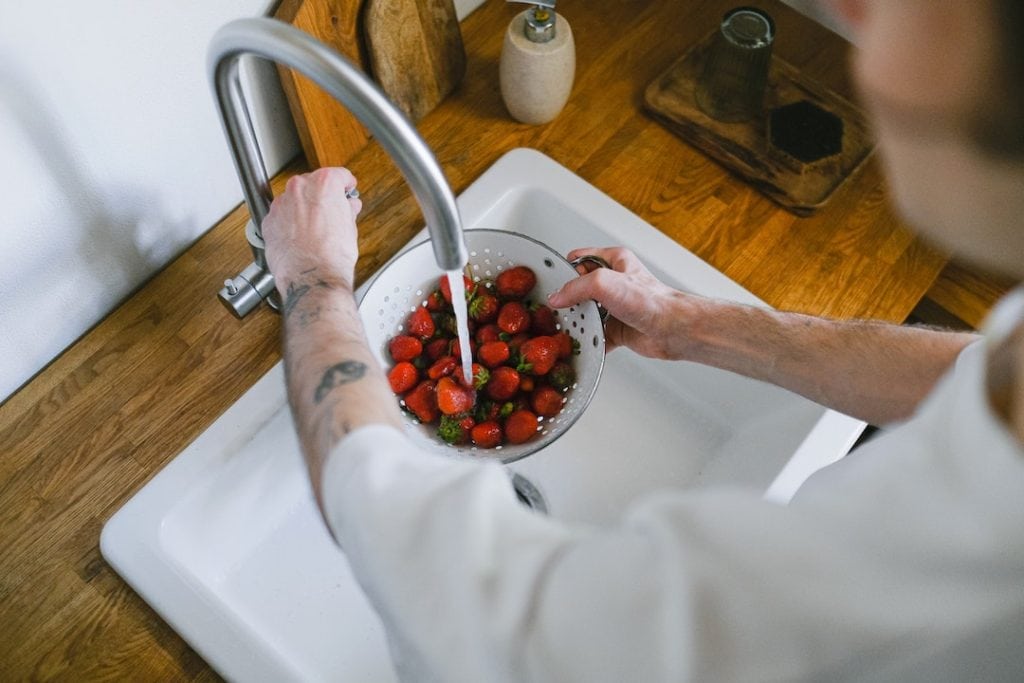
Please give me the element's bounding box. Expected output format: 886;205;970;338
262;0;1024;680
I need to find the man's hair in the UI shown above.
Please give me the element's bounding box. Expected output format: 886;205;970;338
973;0;1024;158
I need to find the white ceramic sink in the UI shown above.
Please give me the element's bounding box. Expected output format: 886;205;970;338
101;148;865;682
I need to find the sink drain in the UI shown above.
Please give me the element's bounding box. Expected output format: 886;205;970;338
509;472;548;514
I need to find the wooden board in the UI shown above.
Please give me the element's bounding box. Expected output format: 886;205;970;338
644;32;874;216
362;0;465;122
274;0;370;168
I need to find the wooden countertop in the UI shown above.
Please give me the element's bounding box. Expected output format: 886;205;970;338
0;0;946;679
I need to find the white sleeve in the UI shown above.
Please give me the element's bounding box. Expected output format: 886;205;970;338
320;420;1024;683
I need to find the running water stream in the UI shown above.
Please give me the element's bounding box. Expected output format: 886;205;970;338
446;269;474;385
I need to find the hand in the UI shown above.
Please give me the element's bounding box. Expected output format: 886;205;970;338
547;247;706;359
262;167;363;294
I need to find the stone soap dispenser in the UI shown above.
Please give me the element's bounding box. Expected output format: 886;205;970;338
499;0;575;124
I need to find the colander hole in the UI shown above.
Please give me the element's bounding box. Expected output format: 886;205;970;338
393;287;399;293
555;323;562;331
416;289;423;296
593;335;599;347
472;264;479;271
485;270;492;276
484;258;491;265
484;248;491;254
497;251;503;257
581;313;585;320
384;295;390;302
470;251;478;257
378;309;384;316
572;321;577;328
544;258;554;268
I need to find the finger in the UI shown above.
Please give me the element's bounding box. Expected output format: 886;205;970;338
348;196;363;217
566;246;644;274
547;266;617;309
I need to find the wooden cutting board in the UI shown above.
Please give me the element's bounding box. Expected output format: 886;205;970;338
274;0;465;169
274;0;370;168
362;0;465;122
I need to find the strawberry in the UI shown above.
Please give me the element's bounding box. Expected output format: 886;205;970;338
425;338;450;362
388;361;419;394
458;363;489;391
404;380;438;423
471;420;503;449
427;355;458;380
475;324;502;345
425;290;445;312
469;292;499;322
439;273;475;304
451;337;477;361
435;312;458;337
388;335;423;362
531;304;559;335
438;415;470;444
496;266;537;299
486;366;520;400
519;376;535;393
518;336;560;376
478;341;510;368
553;330;577;359
437;376;476;415
549;361;576;391
407;306;435;339
504;409;539;444
497;301;530;335
530;385;564;417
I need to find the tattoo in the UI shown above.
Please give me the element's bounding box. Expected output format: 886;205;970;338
283;282;312;317
297;305;322;328
283;276;335;319
314;361;367;403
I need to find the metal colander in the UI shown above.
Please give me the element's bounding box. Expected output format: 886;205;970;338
359;228;606;464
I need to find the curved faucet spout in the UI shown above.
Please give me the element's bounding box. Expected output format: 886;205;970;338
209;17;467;317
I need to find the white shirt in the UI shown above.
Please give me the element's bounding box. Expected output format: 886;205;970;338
322;298;1024;682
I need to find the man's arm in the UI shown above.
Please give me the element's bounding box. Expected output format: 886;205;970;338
549;247;978;425
262;168;401;506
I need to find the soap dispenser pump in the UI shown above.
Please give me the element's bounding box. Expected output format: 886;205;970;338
499;0;575;125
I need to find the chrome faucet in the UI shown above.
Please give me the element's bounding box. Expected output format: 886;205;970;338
208;17;468;317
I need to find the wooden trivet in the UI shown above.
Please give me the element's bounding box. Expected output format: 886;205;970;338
644;32;874;216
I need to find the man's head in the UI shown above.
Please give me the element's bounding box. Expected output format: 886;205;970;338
828;0;1024;277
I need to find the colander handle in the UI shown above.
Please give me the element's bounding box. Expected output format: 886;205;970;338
569;255;611;322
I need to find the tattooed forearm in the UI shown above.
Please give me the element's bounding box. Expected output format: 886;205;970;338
314;360;367;403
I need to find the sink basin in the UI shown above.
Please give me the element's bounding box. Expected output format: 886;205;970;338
101;148;865;682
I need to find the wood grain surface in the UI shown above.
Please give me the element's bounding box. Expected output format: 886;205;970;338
0;0;975;679
274;0;370;168
362;0;465;122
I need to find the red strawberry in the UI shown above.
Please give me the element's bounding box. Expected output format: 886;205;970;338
425;338;450;362
504;409;539;444
427;356;458;380
388;335;423;362
486;366;520;400
407;306;435;339
471;420;503;448
508;333;529;354
439;273;475;303
388;361;419;394
497;301;530;335
475;324;502;345
519;376;535;393
458;363;489;391
531;304;559;335
437;376;476;415
469;292;499;322
450;337;477;361
496;266;537;299
553;330;576;359
425;290;445;312
478;341;510;368
438;415;471;444
518;336;560;376
475;399;501;422
404;380;438;423
530;385;564;417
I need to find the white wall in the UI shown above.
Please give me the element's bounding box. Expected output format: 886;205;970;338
0;0;485;402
